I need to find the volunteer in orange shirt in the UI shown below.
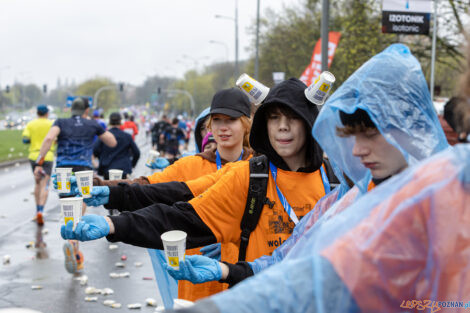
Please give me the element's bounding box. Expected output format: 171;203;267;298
61;78;328;288
87;87;253;301
94;88;252;188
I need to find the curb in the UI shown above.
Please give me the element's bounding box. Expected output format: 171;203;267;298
0;158;29;169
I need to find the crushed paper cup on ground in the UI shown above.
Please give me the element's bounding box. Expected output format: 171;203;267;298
75;170;93;198
55;168;72;194
161;230;187;270
304;71;335;105
236;73;269;105
108;169;123;180
59;197;83;230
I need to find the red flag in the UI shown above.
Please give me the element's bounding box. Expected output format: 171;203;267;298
300;32;341;86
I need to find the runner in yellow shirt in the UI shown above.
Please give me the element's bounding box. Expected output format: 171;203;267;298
22;105;55;225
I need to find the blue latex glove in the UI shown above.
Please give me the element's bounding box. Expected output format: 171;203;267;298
200;243;221;261
165;255;222;284
83;186;110;207
52;175;78;196
146;157;171;169
60;215;110;241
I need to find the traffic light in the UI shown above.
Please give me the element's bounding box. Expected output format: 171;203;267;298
43;84;47;93
5;85;10;93
119;83;124;92
157;87;161;94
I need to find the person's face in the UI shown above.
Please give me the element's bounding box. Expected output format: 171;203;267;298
210;114;244;149
200;118;210;140
352;129;408;179
203;142;217;152
267;109;306;161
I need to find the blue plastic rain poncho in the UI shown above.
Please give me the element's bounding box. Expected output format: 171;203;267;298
314;43;448;195
248;43;449;274
195;143;470;313
194;107;211;153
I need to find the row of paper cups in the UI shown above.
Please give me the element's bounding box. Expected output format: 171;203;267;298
55;168;123;195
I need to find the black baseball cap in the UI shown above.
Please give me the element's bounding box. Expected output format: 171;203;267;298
71;97;89;116
109;112;122;125
210;88;251;118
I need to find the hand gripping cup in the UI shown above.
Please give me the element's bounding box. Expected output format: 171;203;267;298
75;170;93;198
55;167;73;194
236;73;270;105
108;169;123;180
161;230;187;270
304;71;336;105
59;197;83;230
146;150;160;167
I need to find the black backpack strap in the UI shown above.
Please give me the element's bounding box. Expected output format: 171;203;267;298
238;155;269;262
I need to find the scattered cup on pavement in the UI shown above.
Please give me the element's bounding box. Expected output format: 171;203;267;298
146;150;160;167
108;169;123;180
59;197;83;230
161;230;187;270
55;167;73;194
236;73;270;105
75;170;94;198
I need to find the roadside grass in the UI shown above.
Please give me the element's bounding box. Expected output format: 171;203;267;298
0;129;30;162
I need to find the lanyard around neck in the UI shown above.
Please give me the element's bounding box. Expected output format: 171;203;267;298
215;149;244;170
269;162;299;225
319;166;331;194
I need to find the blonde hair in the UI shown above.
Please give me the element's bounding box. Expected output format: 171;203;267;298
207;115;252;148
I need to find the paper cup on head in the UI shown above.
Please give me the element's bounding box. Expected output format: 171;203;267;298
75;170;93;198
304;71;336;105
146;150;160;167
60;197;83;230
55;167;72;194
236;73;269;105
108;169;123;180
161;230;187;270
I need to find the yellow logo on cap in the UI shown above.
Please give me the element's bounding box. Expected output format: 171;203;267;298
168;257;179;267
82;186;90;195
319;83;330;92
242;82;253;92
57;182;62;190
64;216;74;225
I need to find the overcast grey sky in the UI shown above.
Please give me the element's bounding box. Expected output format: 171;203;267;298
0;0;296;89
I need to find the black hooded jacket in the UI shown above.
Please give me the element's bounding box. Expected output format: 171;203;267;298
250;78;323;172
106;78;325;287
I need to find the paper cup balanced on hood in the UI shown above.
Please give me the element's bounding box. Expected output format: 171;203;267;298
236;73;270;106
250;78;323;172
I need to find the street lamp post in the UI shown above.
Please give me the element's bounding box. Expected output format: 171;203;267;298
209;40;229;62
215;0;239;79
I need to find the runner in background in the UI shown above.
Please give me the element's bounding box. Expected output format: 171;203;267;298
22;105;55;225
163;117;186;163
151;115;171;154
35;97;117;275
121;112;138;140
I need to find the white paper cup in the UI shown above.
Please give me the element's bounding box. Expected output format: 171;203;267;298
304;71;335;105
75;170;93;198
161;230;187;270
55;167;73;194
108;169;123;180
59;197;83;230
236;73;270;105
146;150;160;167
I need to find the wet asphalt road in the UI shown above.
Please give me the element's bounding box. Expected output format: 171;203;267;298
0;133;169;313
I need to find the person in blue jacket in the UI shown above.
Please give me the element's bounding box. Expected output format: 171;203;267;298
93;112;140;179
